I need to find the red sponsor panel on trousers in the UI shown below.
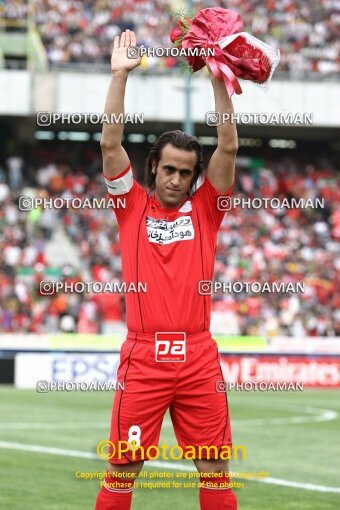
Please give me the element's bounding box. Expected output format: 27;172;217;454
155;332;186;362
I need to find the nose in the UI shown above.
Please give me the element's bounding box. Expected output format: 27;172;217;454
170;172;181;188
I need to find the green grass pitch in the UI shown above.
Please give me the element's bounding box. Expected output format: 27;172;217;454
0;387;339;509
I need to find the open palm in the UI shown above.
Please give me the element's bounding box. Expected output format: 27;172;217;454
111;30;142;73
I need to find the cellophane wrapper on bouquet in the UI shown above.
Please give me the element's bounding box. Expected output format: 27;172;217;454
170;7;280;96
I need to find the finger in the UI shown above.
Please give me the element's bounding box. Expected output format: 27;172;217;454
125;29;131;47
130;30;137;47
113;35;119;50
120;31;126;47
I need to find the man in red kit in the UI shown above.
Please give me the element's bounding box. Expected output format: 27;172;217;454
95;30;239;510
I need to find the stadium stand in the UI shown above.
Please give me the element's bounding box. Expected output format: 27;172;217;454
0;0;339;76
0;146;338;336
33;0;340;75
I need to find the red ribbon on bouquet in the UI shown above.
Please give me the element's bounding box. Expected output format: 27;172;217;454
203;43;242;96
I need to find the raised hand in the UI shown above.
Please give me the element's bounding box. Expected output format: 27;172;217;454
111;30;142;73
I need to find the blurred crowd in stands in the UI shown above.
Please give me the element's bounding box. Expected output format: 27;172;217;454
0;144;339;337
1;0;339;76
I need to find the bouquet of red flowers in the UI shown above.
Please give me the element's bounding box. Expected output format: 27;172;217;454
170;7;280;96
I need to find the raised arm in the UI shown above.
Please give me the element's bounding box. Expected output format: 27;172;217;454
100;30;141;178
206;67;239;193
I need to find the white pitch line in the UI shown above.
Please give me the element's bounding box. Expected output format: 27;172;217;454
0;441;339;494
0;440;95;459
258;476;340;493
0;422;107;430
163;407;337;428
222;408;337;426
0;406;337;430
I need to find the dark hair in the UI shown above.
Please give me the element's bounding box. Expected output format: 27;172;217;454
145;130;204;195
